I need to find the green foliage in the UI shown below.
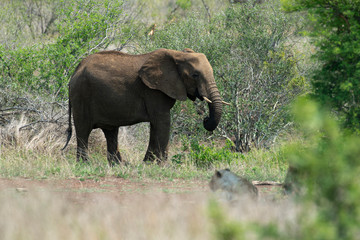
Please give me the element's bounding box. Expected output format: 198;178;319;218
218;1;308;151
188;140;239;169
171;137;239;168
176;0;192;10
0;0;132;98
284;97;360;239
206;97;360;240
282;0;360;131
208;200;246;240
0;45;40;91
170;136;287;182
142;1;309;151
208;199;285;240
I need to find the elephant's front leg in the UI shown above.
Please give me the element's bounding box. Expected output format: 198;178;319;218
144;113;171;163
102;128;122;165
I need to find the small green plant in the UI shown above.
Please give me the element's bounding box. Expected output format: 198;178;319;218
188;140;239;169
176;0;191;10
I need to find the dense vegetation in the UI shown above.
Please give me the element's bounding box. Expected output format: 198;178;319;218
1;0;360;239
282;0;360;131
0;0;309;151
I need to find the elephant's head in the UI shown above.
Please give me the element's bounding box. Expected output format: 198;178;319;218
139;48;225;131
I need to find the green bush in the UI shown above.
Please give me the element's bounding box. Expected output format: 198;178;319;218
284;97;360;239
217;1;308;152
171;137;239;169
204;98;360;239
282;0;360;131
189;140;239;169
0;0;134;98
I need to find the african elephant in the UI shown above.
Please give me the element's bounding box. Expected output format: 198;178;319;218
62;48;226;164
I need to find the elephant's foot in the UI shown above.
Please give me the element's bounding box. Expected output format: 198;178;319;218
107;151;124;166
143;152;156;163
76;148;89;163
77;158;90;164
143;151;167;164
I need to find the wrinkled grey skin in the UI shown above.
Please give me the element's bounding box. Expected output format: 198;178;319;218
63;48;223;165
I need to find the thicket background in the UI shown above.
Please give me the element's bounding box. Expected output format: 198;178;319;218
0;0;310;156
1;0;360;239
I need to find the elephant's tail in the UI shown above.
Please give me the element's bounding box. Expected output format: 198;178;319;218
62;99;72;150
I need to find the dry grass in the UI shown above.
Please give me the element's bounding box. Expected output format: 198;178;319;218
1;115;64;152
0;110;148;158
0;187;299;240
0;112;149;158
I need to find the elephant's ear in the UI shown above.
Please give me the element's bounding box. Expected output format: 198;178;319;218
139;49;187;101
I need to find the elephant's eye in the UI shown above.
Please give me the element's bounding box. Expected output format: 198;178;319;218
192;73;200;79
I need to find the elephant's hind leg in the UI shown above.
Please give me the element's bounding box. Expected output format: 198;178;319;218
76;134;90;162
102;128;122;165
73;120;92;162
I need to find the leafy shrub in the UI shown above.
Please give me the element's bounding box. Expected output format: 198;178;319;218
172;138;239;168
216;1;309;152
283;97;360;239
205;98;360;239
189;140;239;169
282;0;360;131
0;0;135;98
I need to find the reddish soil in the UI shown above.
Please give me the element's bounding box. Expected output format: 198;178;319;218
0;177;283;203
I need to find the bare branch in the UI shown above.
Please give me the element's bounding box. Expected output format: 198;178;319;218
201;0;211;22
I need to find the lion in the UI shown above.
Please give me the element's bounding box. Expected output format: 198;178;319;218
209;169;258;200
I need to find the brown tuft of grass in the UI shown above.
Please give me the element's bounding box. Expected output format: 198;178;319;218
1;115;66;152
0;112;150;161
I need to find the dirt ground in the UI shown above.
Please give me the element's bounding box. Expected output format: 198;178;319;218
0;177;289;240
0;177;282;203
0;177;206;202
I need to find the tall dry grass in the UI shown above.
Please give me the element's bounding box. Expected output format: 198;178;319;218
0;85;148;158
0;113;155;177
0;110;149;158
0;188;299;240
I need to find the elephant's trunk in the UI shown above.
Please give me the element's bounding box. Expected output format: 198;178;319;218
203;83;223;131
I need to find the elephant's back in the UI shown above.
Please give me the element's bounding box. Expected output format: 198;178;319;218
85;51;145;78
69;51;150;126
